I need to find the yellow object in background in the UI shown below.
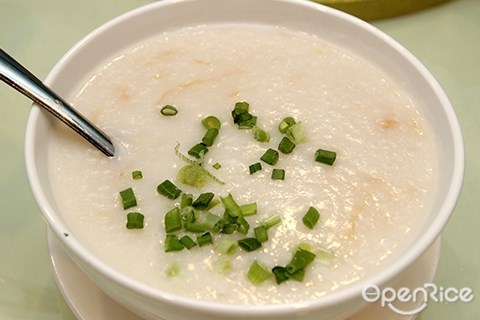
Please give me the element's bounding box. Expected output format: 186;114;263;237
315;0;451;20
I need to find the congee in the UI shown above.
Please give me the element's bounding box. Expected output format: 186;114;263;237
48;24;438;304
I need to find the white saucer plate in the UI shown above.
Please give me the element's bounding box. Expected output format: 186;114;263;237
48;231;441;320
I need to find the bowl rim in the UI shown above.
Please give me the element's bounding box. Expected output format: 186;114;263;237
24;0;465;316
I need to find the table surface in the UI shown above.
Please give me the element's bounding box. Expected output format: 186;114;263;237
1;0;479;319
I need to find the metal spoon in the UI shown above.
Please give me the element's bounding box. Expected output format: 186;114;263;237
0;48;115;157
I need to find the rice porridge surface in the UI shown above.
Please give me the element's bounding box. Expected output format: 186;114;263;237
48;24;438;304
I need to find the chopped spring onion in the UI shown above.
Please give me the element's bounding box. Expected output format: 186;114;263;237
207;198;220;209
215;238;238;255
220;223;237;234
165;263;180;277
317;246;335;266
184;222;208;233
247;260;271;285
262;214;281;229
202;116;221;130
160;105;178;116
286;248;316;274
236;215;250;234
212;162;221;170
278;116;296;133
213;258;232;274
164;234;185;252
196;232;213;247
252;126;270;142
119;187;137;210
126;212;144;229
177;163;225;187
180;193;193;208
238;237;262;252
272;266;290;284
249;162;262;174
314;148;337;166
202;128;219;146
157;180;182;200
302;206;320;229
286;122;307;144
220;193;242;217
233;101;250;115
254;225;268;243
180;206;197;223
271;168;285;180
231;101;257;129
201;212;225;233
188;143;209;159
131;170;143;180
192;192;215;210
164;207;182;233
278;136;296;154
179;235;197;249
240;202;257;216
177;164;208;188
260;148;279;166
288;268;305;282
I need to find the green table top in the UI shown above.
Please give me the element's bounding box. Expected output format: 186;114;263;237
1;1;478;319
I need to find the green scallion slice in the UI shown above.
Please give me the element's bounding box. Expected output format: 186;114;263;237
271;168;285;181
202;116;221;130
131;170;143;180
260;148;279;166
302;206;320;229
286;248;316;275
180;193;193;208
164;234;185;252
289;268;305;282
254;225;268;243
165;263;180;277
212;162;221;170
119;187;137;210
126;212;144;229
184;222;208;233
278;117;296;133
262;214;281;229
278;136;296;154
201;212;225;233
188;143;209;159
160;105;178;116
202;128;219;146
238;238;262;252
247;260;271;285
196;232;213;247
164;207;182;233
272;266;289;284
192;192;215;210
249;162;262;174
240;202;257;216
220;193;242;217
180;206;197;223
157;180;182;200
314;148;337;166
215;238;238;255
286;122;307;144
179;235;197;249
236;215;250;234
252;126;270;143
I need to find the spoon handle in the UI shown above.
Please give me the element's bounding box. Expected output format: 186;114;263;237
0;48;115;157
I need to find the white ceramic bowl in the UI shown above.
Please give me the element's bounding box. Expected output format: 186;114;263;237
25;0;464;319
